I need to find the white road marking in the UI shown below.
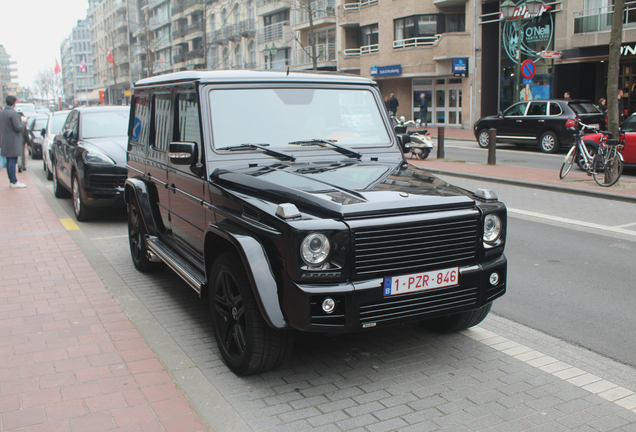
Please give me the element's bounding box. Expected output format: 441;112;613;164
508;207;636;237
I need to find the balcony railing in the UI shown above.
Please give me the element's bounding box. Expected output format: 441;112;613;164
186;49;204;60
574;2;636;34
239;19;256;36
173;26;188;39
393;35;441;49
343;44;378;56
173;54;185;64
257;21;290;43
293;0;336;25
343;0;378;11
293;43;336;65
188;21;204;34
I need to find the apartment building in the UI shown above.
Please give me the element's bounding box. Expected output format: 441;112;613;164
60;19;97;107
0;44;18;102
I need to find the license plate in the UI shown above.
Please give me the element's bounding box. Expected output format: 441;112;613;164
383;267;458;296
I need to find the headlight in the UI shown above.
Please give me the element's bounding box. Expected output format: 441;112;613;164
301;233;330;266
83;150;115;165
483;215;502;243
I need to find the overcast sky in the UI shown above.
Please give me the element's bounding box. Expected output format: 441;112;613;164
0;0;90;89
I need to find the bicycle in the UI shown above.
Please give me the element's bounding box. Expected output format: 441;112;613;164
559;121;624;187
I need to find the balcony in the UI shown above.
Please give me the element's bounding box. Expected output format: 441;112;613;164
393;35;441;49
173;53;185;64
172;4;185;16
239;19;256;37
114;34;129;47
343;44;378;56
185;21;204;40
148;0;169;7
257;21;291;43
293;0;336;26
223;24;241;42
186;49;205;60
173;26;188;39
293;43;336;66
343;0;377;11
149;13;170;29
213;28;228;44
113;15;128;29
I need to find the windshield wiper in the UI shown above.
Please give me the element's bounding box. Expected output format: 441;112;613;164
217;143;296;162
288;139;362;160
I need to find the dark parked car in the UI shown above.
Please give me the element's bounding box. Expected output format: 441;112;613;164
474;99;606;153
125;70;508;375
26;114;49;159
51;106;130;221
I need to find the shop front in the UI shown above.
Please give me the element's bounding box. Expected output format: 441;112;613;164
412;77;464;126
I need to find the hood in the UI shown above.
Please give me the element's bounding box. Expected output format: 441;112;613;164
80;136;128;166
212;161;476;218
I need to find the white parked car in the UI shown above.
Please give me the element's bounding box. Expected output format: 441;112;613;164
42;110;71;180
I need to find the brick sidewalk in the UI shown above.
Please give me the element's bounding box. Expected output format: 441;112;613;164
0;174;209;431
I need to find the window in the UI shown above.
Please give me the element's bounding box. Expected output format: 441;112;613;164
131;94;150;145
528;102;547;116
395;14;440;40
153;93;173;151
445;14;465;32
504;102;528;116
176;92;202;161
361;24;378;46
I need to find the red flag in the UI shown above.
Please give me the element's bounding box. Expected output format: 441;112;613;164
106;48;113;64
54;60;61;75
80;57;86;73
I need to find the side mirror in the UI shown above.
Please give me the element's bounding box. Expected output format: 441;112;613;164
169;141;197;166
63;129;75;141
41;128;46;138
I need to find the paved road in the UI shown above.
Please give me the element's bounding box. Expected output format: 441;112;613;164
26;162;636;431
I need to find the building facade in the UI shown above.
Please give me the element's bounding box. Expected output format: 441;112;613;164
60;18;96;107
0;44;18;103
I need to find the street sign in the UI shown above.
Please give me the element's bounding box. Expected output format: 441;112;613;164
537;50;562;59
523;78;533;85
521;59;536;79
125;90;132;97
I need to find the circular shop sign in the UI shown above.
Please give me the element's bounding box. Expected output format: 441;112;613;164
521;59;536;79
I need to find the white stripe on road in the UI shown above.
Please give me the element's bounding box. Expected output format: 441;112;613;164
508;207;636;237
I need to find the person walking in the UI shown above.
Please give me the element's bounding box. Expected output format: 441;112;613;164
564;92;571;99
598;98;607;114
618;90;625;123
418;92;428;127
389;93;399;116
384;95;391;114
0;96;28;188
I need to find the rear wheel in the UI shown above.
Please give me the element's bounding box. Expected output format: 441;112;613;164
559;146;576;179
477;129;490;149
539;131;560;153
421;303;492;334
417;149;431;160
128;200;162;272
209;252;294;375
593;153;623;187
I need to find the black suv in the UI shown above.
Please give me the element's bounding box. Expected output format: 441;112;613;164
474;99;605;153
125;70;508;375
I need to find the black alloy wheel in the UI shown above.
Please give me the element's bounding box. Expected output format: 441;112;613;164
128;200;161;272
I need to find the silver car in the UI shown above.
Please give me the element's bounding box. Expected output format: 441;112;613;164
42;110;71;180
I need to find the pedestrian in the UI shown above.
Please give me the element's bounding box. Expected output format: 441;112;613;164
598;97;607;113
0;95;28;188
389;92;399;116
564;92;571;99
418;92;428;127
618;89;625;123
384;95;391;115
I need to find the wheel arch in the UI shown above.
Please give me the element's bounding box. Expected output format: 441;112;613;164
124;179;162;237
204;222;287;330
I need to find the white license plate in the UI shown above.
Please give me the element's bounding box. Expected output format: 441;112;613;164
383;267;458;296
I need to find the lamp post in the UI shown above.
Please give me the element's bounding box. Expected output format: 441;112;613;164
500;0;544;102
262;43;278;70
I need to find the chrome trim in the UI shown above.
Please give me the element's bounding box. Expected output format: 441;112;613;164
497;135;535;140
146;237;205;294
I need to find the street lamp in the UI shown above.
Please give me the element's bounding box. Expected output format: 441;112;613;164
262;43;278;70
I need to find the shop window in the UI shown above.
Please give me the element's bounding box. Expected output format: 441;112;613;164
436;78;445;85
414;79;433;85
449;78;462;84
436;89;445;107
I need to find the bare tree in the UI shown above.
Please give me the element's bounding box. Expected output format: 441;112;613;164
608;0;626;138
34;68;57;105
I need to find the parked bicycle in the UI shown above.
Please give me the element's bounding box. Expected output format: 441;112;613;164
559;121;624;187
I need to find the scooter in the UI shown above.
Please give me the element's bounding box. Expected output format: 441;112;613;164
393;116;434;160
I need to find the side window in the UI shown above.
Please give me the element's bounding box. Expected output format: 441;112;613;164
527;102;547;116
130;94;151;146
153;93;173;151
176;92;202;162
504;102;527;116
549;102;562;116
66;111;79;136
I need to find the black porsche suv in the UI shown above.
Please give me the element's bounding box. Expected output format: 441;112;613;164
125;70;508;375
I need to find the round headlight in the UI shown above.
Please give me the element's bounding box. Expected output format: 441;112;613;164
301;233;330;266
483;215;502;242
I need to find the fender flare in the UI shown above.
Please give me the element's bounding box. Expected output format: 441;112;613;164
205;222;287;329
124;178;161;237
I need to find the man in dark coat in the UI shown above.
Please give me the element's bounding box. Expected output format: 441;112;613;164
0;96;27;188
418;92;428;127
388;93;399;116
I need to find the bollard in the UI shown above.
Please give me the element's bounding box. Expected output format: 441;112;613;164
437;126;445;159
488;128;496;165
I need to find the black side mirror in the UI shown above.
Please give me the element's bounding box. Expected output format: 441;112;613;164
169;141;197;166
63;129;74;141
41;128;46;138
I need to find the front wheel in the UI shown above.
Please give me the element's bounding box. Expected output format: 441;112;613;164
52;162;69;198
421;303;492;334
539;131;560;153
209;252;294;375
593;153;623;187
559;146;576;179
72;174;96;222
477;129;490;149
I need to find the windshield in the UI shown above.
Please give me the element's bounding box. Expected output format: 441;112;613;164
50;113;70;134
209;88;391;149
16;103;36;113
81;110;129;139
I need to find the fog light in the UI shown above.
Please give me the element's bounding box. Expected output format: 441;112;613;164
489;273;499;286
322;298;336;314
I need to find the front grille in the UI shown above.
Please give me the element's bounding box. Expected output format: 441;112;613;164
89;174;127;189
360;286;478;325
353;217;479;279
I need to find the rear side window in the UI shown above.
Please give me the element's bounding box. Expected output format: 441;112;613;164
130;94;150;146
569;102;601;114
549;102;562;116
153;93;173;151
527;102;547;116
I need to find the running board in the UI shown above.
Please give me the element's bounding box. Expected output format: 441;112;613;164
146;236;206;295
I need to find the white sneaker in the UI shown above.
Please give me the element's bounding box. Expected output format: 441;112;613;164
10;182;27;188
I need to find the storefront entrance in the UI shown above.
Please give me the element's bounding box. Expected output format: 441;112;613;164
413;78;463;126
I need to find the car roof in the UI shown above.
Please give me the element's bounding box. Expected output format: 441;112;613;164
72;105;129;112
51;110;71;117
134;70;376;88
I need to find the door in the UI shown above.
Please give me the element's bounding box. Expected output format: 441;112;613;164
524;101;548;139
56;109;79;188
498;101;529;141
168;90;206;257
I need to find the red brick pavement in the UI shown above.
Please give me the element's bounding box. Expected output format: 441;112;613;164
0;174;209;431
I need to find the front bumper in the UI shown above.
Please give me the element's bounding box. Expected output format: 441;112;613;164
281;254;507;332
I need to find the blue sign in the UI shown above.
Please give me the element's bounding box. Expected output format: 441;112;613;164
523;78;533;85
452;58;469;77
132;117;142;142
370;64;402;77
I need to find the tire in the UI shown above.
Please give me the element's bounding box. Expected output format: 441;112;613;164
128;199;162;272
417;149;431;160
72;174;97;222
593;153;623;187
43;160;46;172
209;252;294;375
477;129;490;149
421;303;492;334
539;131;560;153
576;143;597;171
559;146;576;179
46;166;53;181
52;162;69;198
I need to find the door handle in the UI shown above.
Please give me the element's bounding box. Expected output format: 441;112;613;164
516;120;522;122
538;120;544;122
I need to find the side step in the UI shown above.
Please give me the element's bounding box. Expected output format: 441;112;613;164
146;236;206;295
